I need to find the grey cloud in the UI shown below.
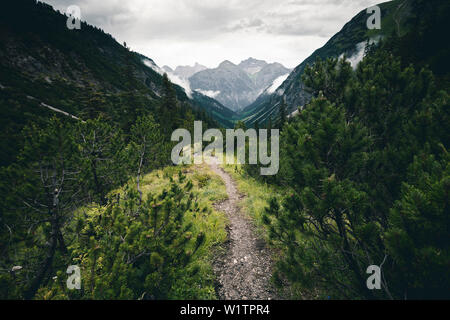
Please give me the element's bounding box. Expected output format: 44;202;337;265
225;18;265;32
43;0;135;30
41;0;380;68
44;0;377;39
218;0;379;37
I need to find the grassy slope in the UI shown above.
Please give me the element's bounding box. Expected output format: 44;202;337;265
70;164;229;299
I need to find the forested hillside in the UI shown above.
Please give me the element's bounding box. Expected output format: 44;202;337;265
0;0;235;168
239;1;449;299
0;0;229;299
239;0;450;127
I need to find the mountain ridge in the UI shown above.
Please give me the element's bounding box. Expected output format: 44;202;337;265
189;57;291;111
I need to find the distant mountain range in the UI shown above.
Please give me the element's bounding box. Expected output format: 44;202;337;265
166;58;291;112
163;63;208;79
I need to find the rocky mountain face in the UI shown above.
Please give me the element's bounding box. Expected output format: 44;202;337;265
171;63;208;79
238;58;267;75
188;58;291;111
240;0;415;126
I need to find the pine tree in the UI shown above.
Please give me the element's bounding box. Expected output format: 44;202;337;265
129;115;167;205
385;149;450;299
263;44;449;299
33;174;207;299
75;118;126;205
80;85;109;120
16;117;81;299
160;73;179;135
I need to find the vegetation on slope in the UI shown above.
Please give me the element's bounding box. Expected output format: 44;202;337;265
243;39;449;299
0;47;227;299
238;0;450;127
33;165;228;300
0;110;229;299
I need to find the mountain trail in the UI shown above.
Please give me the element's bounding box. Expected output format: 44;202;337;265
207;157;279;300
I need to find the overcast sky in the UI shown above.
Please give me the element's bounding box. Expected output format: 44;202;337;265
43;0;382;69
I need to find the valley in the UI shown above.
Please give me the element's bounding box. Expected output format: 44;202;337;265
163;57;291;114
0;0;448;302
151;1;417;128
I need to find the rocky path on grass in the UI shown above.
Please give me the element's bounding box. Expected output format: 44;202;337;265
208;157;278;300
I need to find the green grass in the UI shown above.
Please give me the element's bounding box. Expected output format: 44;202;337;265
139;165;229;298
73;164;230;300
67;158;288;299
221;160;287;240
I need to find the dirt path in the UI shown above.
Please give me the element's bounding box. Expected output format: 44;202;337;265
207;158;278;300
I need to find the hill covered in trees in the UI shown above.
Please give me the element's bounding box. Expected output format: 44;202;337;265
239;0;450;128
238;0;449;299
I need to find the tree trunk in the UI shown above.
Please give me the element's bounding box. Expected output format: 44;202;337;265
335;212;375;299
24;218;58;299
